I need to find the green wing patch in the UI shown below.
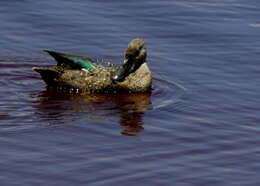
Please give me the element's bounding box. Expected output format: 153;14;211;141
45;50;96;70
66;56;95;70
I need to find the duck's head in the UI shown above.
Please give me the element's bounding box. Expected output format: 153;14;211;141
112;38;147;82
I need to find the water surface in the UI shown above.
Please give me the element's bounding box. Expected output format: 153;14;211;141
1;0;260;185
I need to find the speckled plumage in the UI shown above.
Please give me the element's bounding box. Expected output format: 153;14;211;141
33;38;152;93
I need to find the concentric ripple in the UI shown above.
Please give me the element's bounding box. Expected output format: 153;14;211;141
152;73;187;110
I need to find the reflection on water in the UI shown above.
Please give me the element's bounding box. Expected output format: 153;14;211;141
33;88;152;136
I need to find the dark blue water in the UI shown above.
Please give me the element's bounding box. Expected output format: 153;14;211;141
1;0;260;185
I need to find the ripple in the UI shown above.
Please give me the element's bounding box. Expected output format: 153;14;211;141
152;73;187;110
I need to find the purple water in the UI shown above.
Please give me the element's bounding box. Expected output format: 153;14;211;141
1;0;260;185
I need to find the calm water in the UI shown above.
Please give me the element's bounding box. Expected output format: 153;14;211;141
1;0;260;185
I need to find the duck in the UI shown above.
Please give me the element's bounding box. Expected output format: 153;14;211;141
32;38;152;93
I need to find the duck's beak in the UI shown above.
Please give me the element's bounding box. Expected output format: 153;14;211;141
111;58;134;82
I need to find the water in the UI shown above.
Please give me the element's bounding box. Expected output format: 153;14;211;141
1;0;260;185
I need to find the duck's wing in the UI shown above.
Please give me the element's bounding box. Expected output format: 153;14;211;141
44;50;116;71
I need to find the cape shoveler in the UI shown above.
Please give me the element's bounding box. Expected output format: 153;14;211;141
33;38;152;93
